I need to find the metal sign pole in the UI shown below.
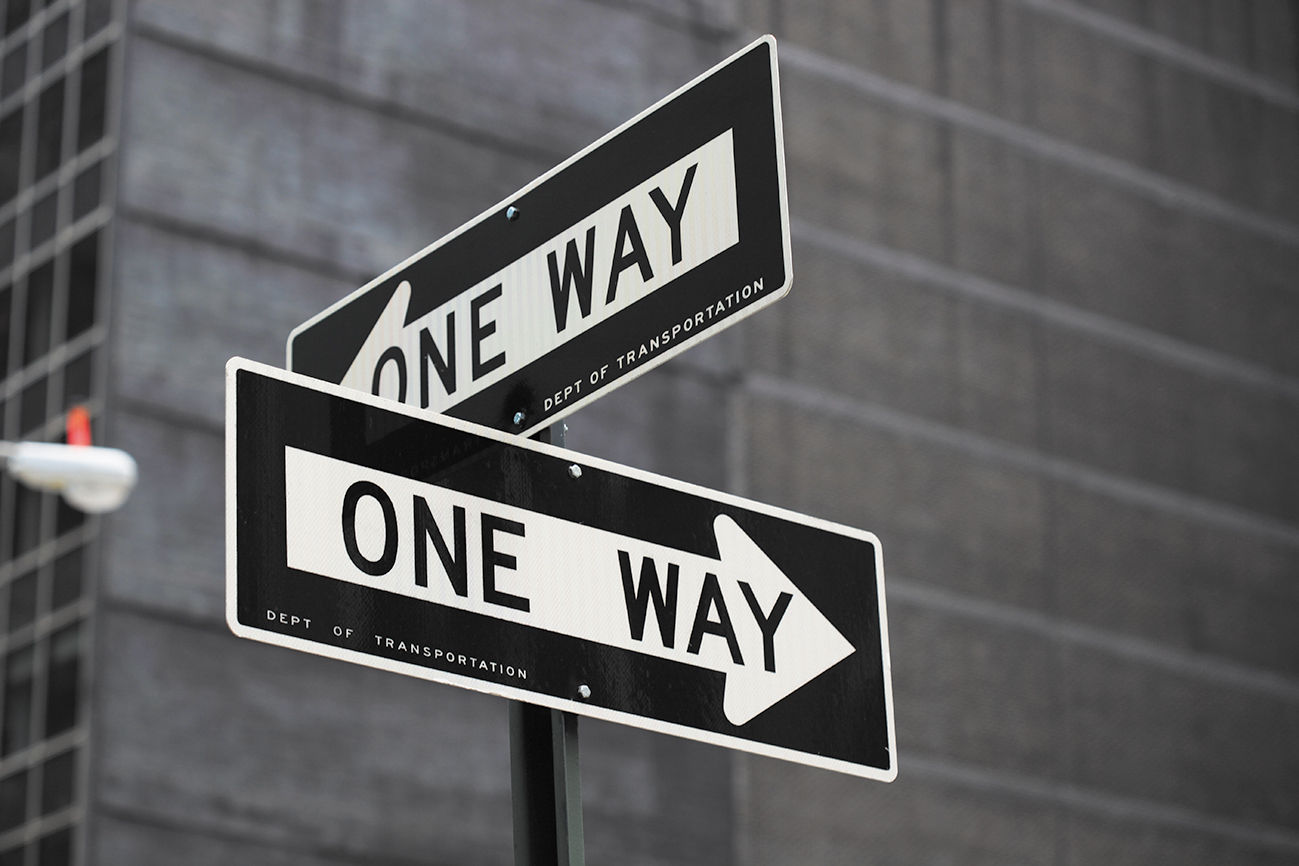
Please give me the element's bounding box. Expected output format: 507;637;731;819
510;423;585;866
509;703;584;865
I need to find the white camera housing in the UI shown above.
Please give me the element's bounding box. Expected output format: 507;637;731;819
2;441;138;514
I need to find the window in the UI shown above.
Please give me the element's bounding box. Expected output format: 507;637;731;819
4;0;31;37
19;376;47;434
72;161;99;219
41;12;68;71
32;186;59;247
0;219;13;268
35;78;64;180
44;625;80;737
51;548;83;611
1;647;34;756
0;284;10;379
76;50;107;152
84;0;111;38
0;770;26;831
24;261;54;363
66;233;96;339
1;42;25;99
38;828;71;866
53;495;86;536
7;570;37;631
40;750;75;814
62;351;94;407
0;7;120;862
11;485;42;557
0;110;21;205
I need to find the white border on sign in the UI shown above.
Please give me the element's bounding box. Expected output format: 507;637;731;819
285;34;794;439
226;358;896;782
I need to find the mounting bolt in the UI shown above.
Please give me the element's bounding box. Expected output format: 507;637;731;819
512;411;525;426
577;684;591;700
568;464;582;479
506;206;520;221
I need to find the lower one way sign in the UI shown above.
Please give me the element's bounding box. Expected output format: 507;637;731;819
226;359;896;780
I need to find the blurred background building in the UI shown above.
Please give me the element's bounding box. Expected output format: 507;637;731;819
1;0;1297;863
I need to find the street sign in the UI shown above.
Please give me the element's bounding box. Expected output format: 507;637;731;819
287;36;790;436
226;359;895;780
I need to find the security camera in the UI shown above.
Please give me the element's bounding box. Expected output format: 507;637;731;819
1;441;138;514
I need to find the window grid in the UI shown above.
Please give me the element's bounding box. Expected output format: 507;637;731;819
0;0;118;863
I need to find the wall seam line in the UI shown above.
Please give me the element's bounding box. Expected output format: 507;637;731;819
903;752;1299;855
779;42;1299;249
888;578;1299;702
792;219;1299;401
1013;0;1299;110
747;373;1299;548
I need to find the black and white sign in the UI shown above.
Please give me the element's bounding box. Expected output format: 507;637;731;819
226;360;895;780
287;36;790;436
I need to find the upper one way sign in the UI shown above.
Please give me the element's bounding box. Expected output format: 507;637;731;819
287;36;790;435
227;360;896;781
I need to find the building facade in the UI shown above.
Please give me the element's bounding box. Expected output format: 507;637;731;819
0;0;1296;863
0;0;117;862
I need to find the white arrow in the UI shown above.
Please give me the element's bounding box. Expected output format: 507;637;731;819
337;129;740;415
282;447;855;726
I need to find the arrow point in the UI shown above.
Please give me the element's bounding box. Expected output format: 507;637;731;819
341;280;413;390
380;278;413;336
713;513;855;727
712;514;778;582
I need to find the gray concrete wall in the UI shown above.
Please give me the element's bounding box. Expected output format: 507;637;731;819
91;0;1298;863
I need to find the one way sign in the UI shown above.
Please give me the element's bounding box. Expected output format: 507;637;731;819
288;36;790;436
226;359;895;780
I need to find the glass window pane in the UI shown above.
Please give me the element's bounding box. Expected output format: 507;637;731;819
52;548;82;610
31;187;57;247
44;624;80;737
23;260;53;363
2;646;35;755
77;49;107;152
4;0;31;36
40;749;74;814
19;376;46;434
54;496;85;536
0;109;21;205
35;78;64;180
41;12;68;70
67;233;96;340
0;770;26;831
63;350;93;404
0;218;13;268
0;284;10;380
84;0;111;37
8;570;37;630
12;484;43;556
1;42;26;100
37;828;70;866
72;160;100;219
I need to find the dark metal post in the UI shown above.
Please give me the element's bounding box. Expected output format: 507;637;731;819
509;703;584;865
510;422;584;866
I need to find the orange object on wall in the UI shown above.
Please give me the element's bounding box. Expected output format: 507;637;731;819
66;406;92;446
